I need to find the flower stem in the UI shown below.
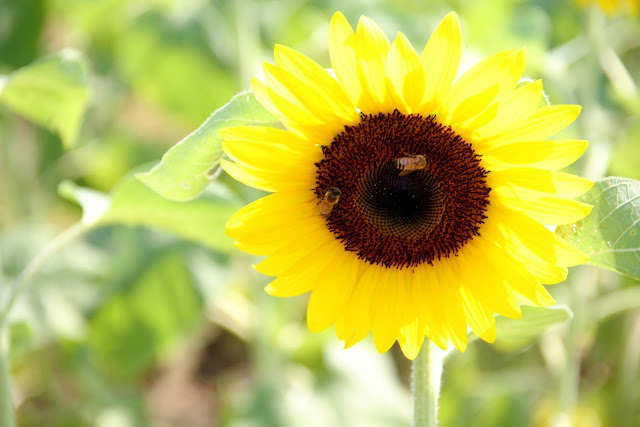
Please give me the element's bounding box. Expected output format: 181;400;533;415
412;339;444;427
0;327;16;427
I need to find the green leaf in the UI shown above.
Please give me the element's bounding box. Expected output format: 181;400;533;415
59;167;237;252
87;251;203;381
493;305;573;351
136;90;279;201
0;49;90;149
556;177;640;280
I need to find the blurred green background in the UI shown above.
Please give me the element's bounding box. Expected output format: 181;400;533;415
1;0;639;426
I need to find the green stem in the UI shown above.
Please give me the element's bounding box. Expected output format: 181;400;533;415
556;266;597;425
0;327;15;427
412;339;444;427
0;222;89;328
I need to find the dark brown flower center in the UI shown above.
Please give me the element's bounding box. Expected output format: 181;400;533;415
314;110;490;268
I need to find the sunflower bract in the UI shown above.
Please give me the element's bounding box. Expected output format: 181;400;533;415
220;12;593;360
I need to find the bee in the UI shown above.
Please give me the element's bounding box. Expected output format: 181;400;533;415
395;154;427;176
316;187;342;217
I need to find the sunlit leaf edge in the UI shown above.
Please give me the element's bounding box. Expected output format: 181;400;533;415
136;90;279;201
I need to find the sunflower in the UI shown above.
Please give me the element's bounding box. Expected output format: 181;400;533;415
220;12;593;359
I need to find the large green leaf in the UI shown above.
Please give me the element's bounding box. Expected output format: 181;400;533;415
60;168;237;252
556;177;640;280
136;90;279;201
0;49;89;148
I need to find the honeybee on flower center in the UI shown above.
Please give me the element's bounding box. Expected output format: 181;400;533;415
316;187;342;217
395;154;427;176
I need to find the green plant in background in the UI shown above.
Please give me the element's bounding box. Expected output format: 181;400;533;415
1;0;639;426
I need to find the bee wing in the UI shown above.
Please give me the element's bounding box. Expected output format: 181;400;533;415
399;169;413;176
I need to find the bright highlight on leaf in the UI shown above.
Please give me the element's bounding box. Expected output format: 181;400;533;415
0;49;89;149
556;177;640;281
137;91;279;201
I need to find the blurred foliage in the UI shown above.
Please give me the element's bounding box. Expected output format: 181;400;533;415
0;50;89;148
1;0;639;426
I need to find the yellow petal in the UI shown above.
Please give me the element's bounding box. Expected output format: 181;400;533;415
307;251;361;333
432;261;468;351
342;264;378;348
552;231;593;268
493;187;593;225
265;240;347;297
462;101;499;133
334;315;346;341
386;32;424;114
446;291;468;352
460;287;496;343
489;168;594;198
482;139;589;171
232;216;322;255
473;79;544;139
372;268;402;353
441;49;526;124
220;159;316;192
448;84;499;125
412;266;448;349
252;78;312;134
396;268;426;359
493;205;590;267
252;79;337;143
355;15;391;113
274;44;359;124
223;138;321;175
499;262;556;307
484;105;582;146
329;12;362;107
263;63;357;133
220;126;317;154
226;190;316;236
254;226;335;276
457;243;522;319
482;212;571;284
419;12;461;114
233;240;281;256
398;316;424;360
